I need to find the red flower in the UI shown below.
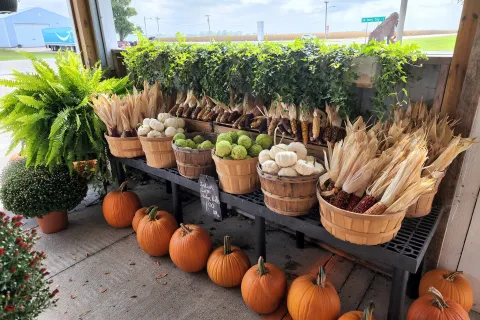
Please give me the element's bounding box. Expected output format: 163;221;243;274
0;248;5;255
31;229;37;234
40;268;47;273
24;275;30;280
14;221;23;227
4;305;15;312
10;267;16;273
19;243;27;248
50;288;59;297
12;215;23;221
15;237;22;244
24;295;30;300
0;212;5;217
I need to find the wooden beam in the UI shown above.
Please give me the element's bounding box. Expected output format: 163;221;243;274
440;0;480;118
70;0;99;68
430;17;480;270
432;64;449;113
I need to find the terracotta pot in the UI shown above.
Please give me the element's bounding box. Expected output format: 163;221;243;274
35;211;68;234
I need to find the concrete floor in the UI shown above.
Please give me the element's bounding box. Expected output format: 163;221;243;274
29;181;479;320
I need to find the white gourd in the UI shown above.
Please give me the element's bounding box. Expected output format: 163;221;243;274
143;118;151;126
314;162;325;174
157;113;171;123
269;143;288;160
137;125;151;136
287;142;308;160
261;160;280;174
147;130;163;138
149;119;165;132
258;150;272;165
164;118;178;128
176;127;185;134
306;155;315;163
176;118;185;128
275;151;297;168
278;167;298;177
164;126;177;137
294;160;315;176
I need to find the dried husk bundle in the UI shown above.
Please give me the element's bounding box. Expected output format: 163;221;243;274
299;106;313;145
429;136;476;172
385;177;435;214
323;104;344;143
268;98;282;136
289;104;298;136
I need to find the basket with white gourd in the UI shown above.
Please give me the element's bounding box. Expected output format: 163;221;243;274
137;113;186;168
257;129;325;216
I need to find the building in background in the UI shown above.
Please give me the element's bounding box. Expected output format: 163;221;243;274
0;7;71;48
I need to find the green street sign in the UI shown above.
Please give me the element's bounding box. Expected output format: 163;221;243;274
361;16;386;23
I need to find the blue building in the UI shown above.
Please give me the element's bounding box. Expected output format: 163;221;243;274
0;7;72;48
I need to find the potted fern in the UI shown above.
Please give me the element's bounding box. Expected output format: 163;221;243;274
0;51;129;185
0;159;88;233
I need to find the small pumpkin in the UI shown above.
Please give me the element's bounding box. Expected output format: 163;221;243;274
132;205;156;232
294;159;315;176
102;181;141;228
259;150;272;164
407;287;469;320
339;301;376;320
169;224;213;272
241;256;286;314
207;235;251;287
269;143;288;160
419;269;473;312
278;166;298;177
137;208;177;256
287;142;307;160
262;160;280;174
275;151;297;168
287;266;340;320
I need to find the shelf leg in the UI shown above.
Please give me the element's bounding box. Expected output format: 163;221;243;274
296;231;305;249
388;268;409;320
255;216;266;261
115;159;125;187
166;180;172;194
172;182;183;224
407;260;424;299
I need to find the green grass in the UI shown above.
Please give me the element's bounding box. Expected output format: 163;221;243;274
402;35;456;51
0;49;57;61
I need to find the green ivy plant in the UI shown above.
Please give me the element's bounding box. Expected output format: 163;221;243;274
123;35;424;118
0;51;129;185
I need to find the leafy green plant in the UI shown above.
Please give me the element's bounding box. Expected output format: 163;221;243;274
0;213;57;319
0;51;129;175
0;159;88;218
123;35;424;119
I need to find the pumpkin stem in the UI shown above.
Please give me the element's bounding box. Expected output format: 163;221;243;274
257;256;267;276
146;205;157;214
148;207;159;221
361;301;375;320
428;287;449;310
118;181;128;192
443;271;463;282
180;223;192;236
316;266;327;288
223;235;232;255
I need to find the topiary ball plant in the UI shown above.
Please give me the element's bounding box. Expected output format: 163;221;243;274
0;159;88;218
0;213;58;319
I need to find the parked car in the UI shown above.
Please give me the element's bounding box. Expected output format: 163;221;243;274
301;34;317;40
117;41;131;49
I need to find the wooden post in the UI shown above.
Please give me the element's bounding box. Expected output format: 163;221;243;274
440;0;480;118
430;17;480;270
69;0;99;68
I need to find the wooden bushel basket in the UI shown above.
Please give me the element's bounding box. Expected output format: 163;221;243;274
139;136;176;168
406;171;445;218
105;134;144;158
317;186;406;245
258;165;319;216
172;132;217;179
212;152;259;194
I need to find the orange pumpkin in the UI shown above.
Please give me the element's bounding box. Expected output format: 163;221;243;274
419;269;473;312
136;208;177;256
207;235;251;287
241;256;286;315
133;205;156;232
102;181;141;228
339;301;376;320
287;266;340;320
407;287;469;320
169;224;213;272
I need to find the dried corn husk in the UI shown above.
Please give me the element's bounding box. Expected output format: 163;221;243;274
385;178;435;214
268;98;282;136
300;106;313;145
289;104;298;136
429;136;476;172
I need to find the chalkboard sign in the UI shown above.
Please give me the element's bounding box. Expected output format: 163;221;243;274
199;174;222;221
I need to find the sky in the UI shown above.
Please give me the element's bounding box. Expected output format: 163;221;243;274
17;0;462;37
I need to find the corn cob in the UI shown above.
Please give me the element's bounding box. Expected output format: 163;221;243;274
192;106;202;119
176;106;184;117
228;110;240;123
289;104;298;136
184;107;195;118
345;194;362;212
196;106;208;120
201;107;213;121
363;202;387;215
258;118;268;133
244;113;254;129
219;112;230;123
313;108;321;140
295;122;302;142
330;190;351;209
250;116;264;129
352;195;376;213
212;109;224;122
169;104;179;116
234;114;246;128
301;121;309;145
205;110;217;121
